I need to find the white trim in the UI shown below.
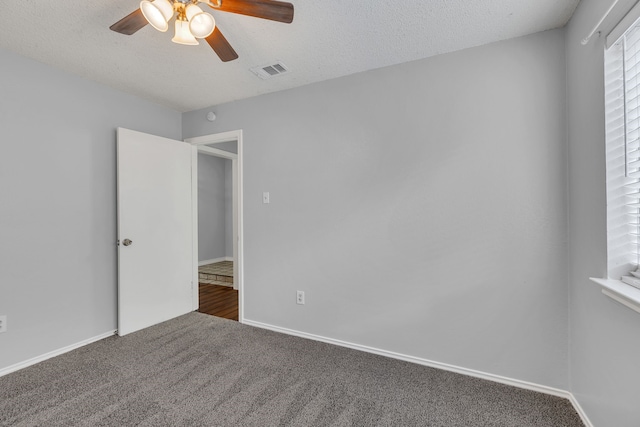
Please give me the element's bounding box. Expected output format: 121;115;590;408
191;146;199;310
582;0;621;45
607;0;640;48
231;158;239;291
0;330;116;378
186;130;244;322
242;319;590;423
590;277;640;314
602;288;640;313
568;394;595;427
198;256;233;266
237;131;244;319
0;324;594;427
242;319;567;396
188;130;240;145
197;145;237;160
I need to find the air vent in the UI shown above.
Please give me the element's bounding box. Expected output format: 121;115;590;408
250;61;290;79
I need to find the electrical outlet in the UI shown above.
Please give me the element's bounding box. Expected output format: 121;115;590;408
296;291;305;305
263;192;270;204
0;315;6;333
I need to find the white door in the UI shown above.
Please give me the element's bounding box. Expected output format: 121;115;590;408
117;127;194;336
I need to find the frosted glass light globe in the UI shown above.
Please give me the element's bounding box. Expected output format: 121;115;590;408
140;0;173;32
172;19;199;45
186;5;215;38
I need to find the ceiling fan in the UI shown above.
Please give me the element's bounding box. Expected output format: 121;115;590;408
110;0;294;62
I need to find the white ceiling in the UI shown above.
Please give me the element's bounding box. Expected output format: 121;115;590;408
0;0;579;112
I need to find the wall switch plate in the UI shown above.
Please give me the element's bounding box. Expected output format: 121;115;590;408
0;315;6;333
296;291;305;305
263;192;270;204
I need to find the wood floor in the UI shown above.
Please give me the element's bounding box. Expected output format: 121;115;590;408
198;283;238;321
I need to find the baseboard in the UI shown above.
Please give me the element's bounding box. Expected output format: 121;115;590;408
0;321;594;427
242;319;590;423
568;393;595;427
198;256;233;266
0;330;116;378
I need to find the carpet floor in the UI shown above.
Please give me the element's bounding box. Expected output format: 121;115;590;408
0;313;584;426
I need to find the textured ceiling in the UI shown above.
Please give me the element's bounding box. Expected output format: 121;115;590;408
0;0;579;112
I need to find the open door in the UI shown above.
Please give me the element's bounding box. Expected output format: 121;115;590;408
117;127;194;336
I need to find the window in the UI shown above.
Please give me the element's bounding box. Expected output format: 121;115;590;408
605;20;640;284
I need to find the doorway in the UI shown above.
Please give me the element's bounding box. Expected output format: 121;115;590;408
186;130;244;322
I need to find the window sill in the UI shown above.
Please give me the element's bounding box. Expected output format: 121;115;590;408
590;277;640;314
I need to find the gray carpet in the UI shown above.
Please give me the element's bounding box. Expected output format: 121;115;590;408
0;313;584;426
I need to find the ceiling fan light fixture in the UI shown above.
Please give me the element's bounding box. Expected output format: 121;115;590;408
111;0;294;62
185;4;204;20
172;19;199;45
189;12;216;38
140;0;173;32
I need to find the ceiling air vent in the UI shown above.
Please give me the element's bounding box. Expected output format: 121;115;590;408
250;61;290;79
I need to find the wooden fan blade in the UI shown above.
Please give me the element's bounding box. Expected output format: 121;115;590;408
110;9;148;35
206;27;239;62
215;0;294;23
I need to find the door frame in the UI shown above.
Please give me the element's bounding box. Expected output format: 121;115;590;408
185;130;244;322
196;145;238;290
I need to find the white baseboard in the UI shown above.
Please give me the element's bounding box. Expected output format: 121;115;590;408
242;319;592;426
0;330;116;378
0;320;594;427
198;256;233;266
568;393;594;427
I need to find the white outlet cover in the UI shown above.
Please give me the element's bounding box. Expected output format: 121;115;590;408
0;315;6;333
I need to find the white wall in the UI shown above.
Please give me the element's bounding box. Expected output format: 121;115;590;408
565;1;640;425
197;153;231;261
0;48;182;371
183;29;569;389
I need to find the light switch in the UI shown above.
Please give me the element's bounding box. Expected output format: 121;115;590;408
263;192;270;204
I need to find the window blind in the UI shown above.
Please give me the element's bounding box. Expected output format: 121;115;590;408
605;22;640;278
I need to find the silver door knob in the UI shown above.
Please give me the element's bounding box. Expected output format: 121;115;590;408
123;239;133;246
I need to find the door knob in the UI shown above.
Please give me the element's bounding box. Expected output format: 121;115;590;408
123;239;133;246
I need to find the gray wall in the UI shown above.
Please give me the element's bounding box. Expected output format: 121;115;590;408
0;48;182;371
183;29;569;389
565;1;640;425
198;153;232;261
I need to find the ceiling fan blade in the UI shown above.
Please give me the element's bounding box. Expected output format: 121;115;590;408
214;0;294;24
110;9;148;35
206;27;239;62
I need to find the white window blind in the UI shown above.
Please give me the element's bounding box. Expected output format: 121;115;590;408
605;21;640;279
